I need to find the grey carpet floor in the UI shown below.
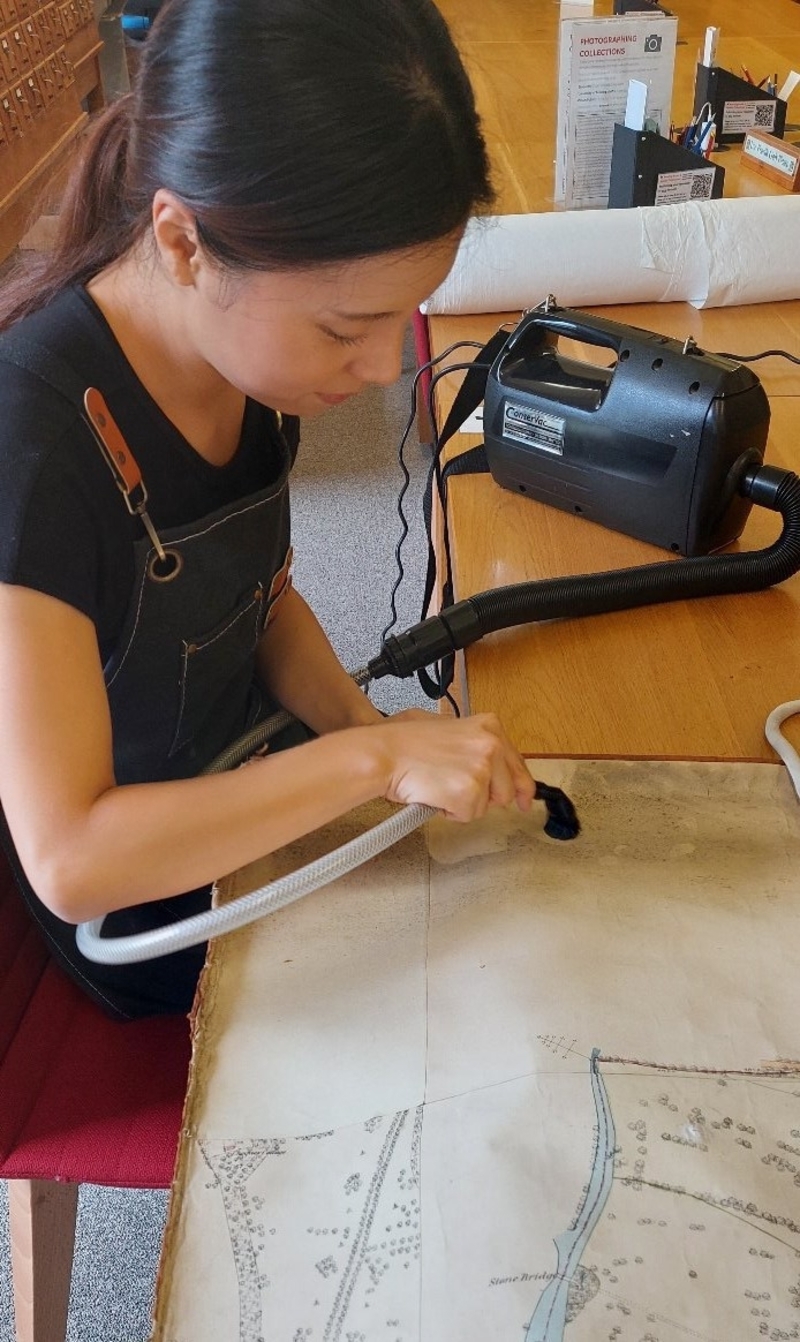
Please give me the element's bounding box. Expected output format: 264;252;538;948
0;330;437;1341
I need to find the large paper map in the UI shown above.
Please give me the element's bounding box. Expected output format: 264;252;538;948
152;759;800;1342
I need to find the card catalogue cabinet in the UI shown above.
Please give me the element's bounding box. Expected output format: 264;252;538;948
0;0;104;263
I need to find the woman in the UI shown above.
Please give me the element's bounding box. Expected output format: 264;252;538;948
0;0;533;1018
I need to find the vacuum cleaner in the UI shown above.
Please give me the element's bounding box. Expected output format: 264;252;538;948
370;300;799;685
76;301;800;964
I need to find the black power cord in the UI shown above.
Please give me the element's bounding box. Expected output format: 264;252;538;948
384;340;490;714
713;346;800;365
382;338;486;647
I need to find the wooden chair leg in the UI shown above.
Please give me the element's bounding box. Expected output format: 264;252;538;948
8;1179;79;1342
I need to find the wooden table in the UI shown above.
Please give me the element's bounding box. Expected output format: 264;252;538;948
425;0;800;763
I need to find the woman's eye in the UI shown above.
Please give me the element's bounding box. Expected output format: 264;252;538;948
321;326;366;348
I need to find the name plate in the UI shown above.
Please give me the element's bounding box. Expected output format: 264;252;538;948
741;128;800;191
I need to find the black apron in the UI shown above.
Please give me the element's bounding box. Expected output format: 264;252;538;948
0;336;298;1019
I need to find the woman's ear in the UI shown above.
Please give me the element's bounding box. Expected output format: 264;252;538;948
151;188;202;286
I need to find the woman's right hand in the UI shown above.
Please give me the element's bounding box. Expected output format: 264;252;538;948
370;708;534;822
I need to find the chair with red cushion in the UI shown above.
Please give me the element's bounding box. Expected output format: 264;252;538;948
412;308;434;445
0;849;191;1342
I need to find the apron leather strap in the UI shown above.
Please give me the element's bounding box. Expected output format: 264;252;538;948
0;333;165;553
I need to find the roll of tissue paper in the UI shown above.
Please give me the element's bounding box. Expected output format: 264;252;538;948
422;196;800;314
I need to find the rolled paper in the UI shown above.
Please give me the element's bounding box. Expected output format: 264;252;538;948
423;195;800;313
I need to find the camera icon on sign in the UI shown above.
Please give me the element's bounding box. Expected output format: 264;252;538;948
644;33;662;52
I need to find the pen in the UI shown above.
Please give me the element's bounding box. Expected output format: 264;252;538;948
698;121;716;156
684;101;712;148
689;118;712;153
741;64;754;84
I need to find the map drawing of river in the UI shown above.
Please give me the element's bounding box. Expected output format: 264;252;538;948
183;1047;800;1342
525;1048;616;1340
523;1046;800;1342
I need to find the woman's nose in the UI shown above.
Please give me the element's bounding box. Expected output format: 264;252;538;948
350;327;406;387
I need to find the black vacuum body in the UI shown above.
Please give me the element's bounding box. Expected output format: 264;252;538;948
482;307;771;556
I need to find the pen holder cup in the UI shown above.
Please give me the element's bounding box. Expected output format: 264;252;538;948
608;123;725;208
694;64;787;145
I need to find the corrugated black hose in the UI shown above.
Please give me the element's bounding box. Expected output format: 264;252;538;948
368;464;800;683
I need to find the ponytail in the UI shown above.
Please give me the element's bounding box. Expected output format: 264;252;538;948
56;95;140;279
0;97;147;330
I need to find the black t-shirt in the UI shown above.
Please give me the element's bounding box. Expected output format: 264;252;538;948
0;286;300;1019
0;285;298;661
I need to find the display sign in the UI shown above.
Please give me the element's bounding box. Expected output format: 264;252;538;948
741;128;800;191
555;13;678;210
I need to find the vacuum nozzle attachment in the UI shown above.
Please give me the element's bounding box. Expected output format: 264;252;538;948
533;781;581;841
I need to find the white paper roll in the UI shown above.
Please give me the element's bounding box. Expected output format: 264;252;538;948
423;196;800;314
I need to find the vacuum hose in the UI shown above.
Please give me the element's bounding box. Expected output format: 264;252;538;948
76;775;577;965
368;465;800;681
76;464;800;965
77;801;434;965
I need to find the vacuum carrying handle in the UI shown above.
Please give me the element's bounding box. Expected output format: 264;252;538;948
504;308;625;359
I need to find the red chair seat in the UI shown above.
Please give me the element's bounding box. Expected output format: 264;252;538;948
0;855;191;1188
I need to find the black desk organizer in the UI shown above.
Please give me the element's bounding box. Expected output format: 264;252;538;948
608;123;725;208
694;64;787;145
613;0;671;12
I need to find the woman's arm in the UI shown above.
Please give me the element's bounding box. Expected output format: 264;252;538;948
0;584;533;925
254;583;383;732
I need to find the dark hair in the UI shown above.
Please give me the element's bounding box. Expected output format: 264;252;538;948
1;0;492;328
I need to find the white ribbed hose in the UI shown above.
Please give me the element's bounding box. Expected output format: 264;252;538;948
75;673;435;965
765;699;800;802
76;801;432;964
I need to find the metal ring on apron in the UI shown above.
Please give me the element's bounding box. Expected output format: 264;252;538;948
147;548;184;582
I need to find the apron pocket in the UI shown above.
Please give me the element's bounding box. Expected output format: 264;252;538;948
168;582;267;758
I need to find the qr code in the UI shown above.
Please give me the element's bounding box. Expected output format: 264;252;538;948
690;173;714;199
754;104;775;127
